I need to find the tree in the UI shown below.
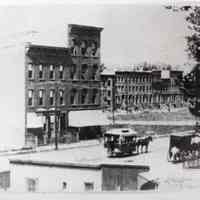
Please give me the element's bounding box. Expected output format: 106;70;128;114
180;7;200;118
186;7;200;62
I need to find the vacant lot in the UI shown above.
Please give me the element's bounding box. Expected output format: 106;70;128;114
113;108;195;122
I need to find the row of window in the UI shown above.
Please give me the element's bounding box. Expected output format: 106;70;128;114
116;94;181;103
28;89;99;107
27;178;94;192
116;76;152;83
117;85;152;93
28;64;99;81
28;89;64;106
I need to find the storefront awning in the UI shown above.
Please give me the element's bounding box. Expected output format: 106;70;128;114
68;110;111;127
27;112;44;128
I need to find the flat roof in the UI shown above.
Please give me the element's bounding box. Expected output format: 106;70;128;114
10;159;149;170
26;43;69;51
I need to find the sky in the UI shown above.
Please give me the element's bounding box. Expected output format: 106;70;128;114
0;4;193;68
0;3;195;148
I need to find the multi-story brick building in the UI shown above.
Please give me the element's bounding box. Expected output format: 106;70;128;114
115;70;153;110
101;69;183;111
25;24;108;146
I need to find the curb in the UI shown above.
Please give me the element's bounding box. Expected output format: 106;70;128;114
0;141;101;157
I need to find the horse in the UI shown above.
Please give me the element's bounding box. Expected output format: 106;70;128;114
136;136;153;154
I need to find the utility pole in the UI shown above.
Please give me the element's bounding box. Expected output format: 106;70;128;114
54;82;59;150
125;74;129;113
112;76;115;125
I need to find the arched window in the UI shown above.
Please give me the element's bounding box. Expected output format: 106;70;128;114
39;64;43;79
49;65;55;80
91;89;98;104
28;90;33;106
49;90;55;106
59;90;64;105
28;64;34;79
80;89;87;104
59;65;64;79
38;89;44;106
70;89;77;105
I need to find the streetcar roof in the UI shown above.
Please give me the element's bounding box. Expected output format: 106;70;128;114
105;128;138;136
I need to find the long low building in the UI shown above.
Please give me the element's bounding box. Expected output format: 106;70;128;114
9;158;149;192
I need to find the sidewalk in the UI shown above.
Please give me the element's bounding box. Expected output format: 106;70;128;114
0;139;100;157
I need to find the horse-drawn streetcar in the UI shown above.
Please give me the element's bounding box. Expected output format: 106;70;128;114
104;128;153;157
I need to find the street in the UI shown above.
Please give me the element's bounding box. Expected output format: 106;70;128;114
1;136;200;192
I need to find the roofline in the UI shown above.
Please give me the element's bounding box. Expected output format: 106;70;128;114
116;71;152;74
68;24;103;32
9;159;149;171
25;43;69;51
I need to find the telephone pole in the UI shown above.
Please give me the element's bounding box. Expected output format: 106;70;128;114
112;76;116;125
54;82;60;150
125;75;129;113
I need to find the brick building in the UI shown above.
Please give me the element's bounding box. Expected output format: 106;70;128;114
25;24;109;146
115;70;153;111
101;69;183;111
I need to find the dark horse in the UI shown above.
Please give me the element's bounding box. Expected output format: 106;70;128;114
136;136;153;154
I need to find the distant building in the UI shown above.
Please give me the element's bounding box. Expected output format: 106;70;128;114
101;69;183;111
115;70;153;111
25;24;109;147
10;157;149;192
152;70;183;108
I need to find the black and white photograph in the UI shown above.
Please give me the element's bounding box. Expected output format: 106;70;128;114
0;0;200;199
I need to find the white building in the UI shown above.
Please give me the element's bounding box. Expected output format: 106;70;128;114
9;157;149;192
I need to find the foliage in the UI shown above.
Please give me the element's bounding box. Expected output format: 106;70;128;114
186;7;200;61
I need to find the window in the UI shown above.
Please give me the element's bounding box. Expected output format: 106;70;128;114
84;182;94;191
70;89;77;105
107;90;111;97
49;90;55;106
59;65;64;79
81;64;88;80
107;79;111;86
28;64;33;79
26;178;38;192
81;89;87;104
62;182;67;190
38;90;44;106
91;89;98;104
39;64;43;79
28;90;33;106
91;64;98;80
49;65;55;80
59;90;64;105
70;65;76;80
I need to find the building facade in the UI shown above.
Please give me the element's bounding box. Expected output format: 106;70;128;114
101;69;183;111
25;24;105;146
151;70;184;108
115;70;153;111
10;159;149;192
